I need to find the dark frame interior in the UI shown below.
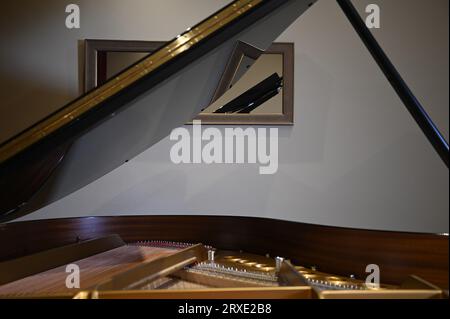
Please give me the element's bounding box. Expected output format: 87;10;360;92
85;39;294;125
84;39;166;92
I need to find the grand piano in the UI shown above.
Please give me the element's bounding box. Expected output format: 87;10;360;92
0;0;448;299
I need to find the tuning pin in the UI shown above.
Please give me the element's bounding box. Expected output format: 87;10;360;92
207;250;215;262
275;257;284;273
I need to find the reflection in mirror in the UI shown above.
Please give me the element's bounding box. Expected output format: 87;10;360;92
203;54;284;114
231;55;261;87
209;41;264;100
195;42;294;125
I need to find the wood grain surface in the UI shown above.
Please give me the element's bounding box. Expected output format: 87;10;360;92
0;245;175;296
0;216;448;288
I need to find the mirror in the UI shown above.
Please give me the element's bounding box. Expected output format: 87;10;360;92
85;40;294;125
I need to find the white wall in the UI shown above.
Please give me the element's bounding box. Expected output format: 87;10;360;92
2;0;448;233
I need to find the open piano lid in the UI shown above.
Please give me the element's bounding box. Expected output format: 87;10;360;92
0;0;317;222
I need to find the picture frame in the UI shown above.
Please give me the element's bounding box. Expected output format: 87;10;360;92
85;40;294;125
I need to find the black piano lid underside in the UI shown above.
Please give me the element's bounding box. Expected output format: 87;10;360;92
0;0;305;220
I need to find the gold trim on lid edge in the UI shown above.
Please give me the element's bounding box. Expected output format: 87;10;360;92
0;0;263;164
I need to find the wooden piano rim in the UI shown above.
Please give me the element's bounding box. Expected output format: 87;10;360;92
86;286;313;299
1;288;444;300
0;287;313;300
0;215;448;289
81;287;445;300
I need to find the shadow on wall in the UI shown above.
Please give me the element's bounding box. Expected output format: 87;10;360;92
0;1;83;144
0;42;86;145
0;72;73;144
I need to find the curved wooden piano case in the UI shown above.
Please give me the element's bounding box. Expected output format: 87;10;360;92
0;216;447;289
